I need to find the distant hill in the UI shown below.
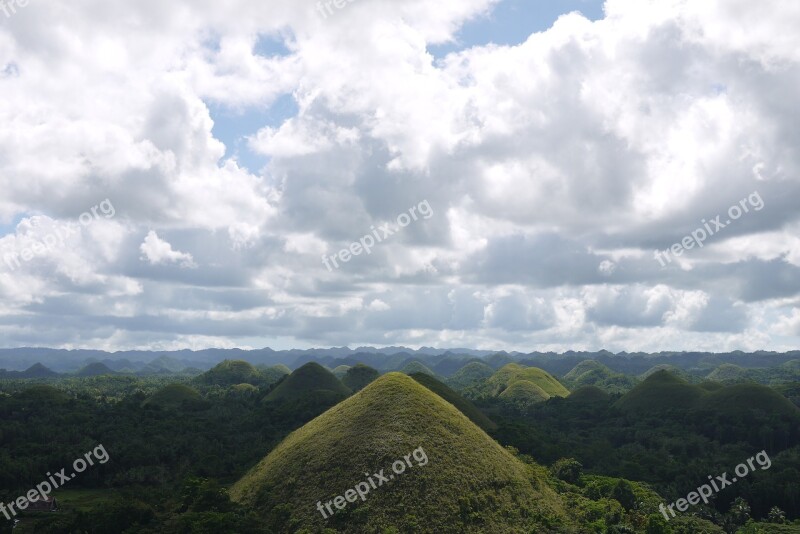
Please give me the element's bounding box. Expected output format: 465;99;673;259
614;371;707;413
332;365;351;379
479;363;570;400
409;372;496;431
265;362;351;402
446;361;494;391
143;384;206;409
706;363;749;382
193;360;264;387
498;380;552;409
76;362;116;377
639;364;698;382
564;360;638;393
341;364;379;392
399;360;436;376
231;373;569;533
698;383;800;419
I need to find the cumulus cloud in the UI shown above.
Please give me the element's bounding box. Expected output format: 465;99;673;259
140;231;197;268
0;0;798;351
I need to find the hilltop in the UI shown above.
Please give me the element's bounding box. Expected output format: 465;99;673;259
265;362;351;402
476;363;569;401
408;372;496;431
231;373;570;533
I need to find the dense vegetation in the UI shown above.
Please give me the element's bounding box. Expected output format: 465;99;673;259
1;354;798;533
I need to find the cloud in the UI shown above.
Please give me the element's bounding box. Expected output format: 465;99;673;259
139;231;197;268
0;0;798;351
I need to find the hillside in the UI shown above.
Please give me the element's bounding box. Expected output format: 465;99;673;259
480;363;569;399
564;385;611;404
341;364;380;392
447;361;494;391
76;362;116;377
408;372;496;431
332;365;351;379
265;362;351;402
498;380;551;409
706;363;750;383
231;373;570;533
698;383;800;419
399;360;436;376
193;359;264;387
614;370;708;413
564;360;638;393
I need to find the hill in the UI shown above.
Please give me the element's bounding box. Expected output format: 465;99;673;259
639;364;697;382
564;360;637;393
76;362;116;377
614;370;707;413
142;384;206;409
447;361;494;391
231;373;569;533
408;372;496;431
265;362;351;402
698;383;800;419
341;364;380;392
332;365;351;379
706;363;750;383
498;380;551;409
480;364;569;398
399;360;436;376
193;360;264;387
20;363;60;378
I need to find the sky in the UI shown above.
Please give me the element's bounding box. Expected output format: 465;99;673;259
0;0;799;353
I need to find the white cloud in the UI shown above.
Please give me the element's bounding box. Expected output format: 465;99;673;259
139;231;197;268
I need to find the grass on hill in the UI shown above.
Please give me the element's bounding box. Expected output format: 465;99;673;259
498;380;551;409
482;363;570;398
232;373;571;533
698;383;800;418
565;385;611;404
399;360;436;376
408;372;497;431
446;361;494;391
332;365;351;379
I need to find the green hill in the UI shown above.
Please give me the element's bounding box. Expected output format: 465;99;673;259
446;361;494;391
409;372;496;431
705;363;750;383
332;365;351;379
342;364;380;392
255;364;291;385
481;364;569;398
194;360;264;387
231;373;570;533
399;360;436;376
614;371;707;413
498;380;551;409
639;364;696;382
142;383;205;409
76;362;116;377
564;360;637;393
265;362;351;402
20;363;59;378
698;383;800;419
